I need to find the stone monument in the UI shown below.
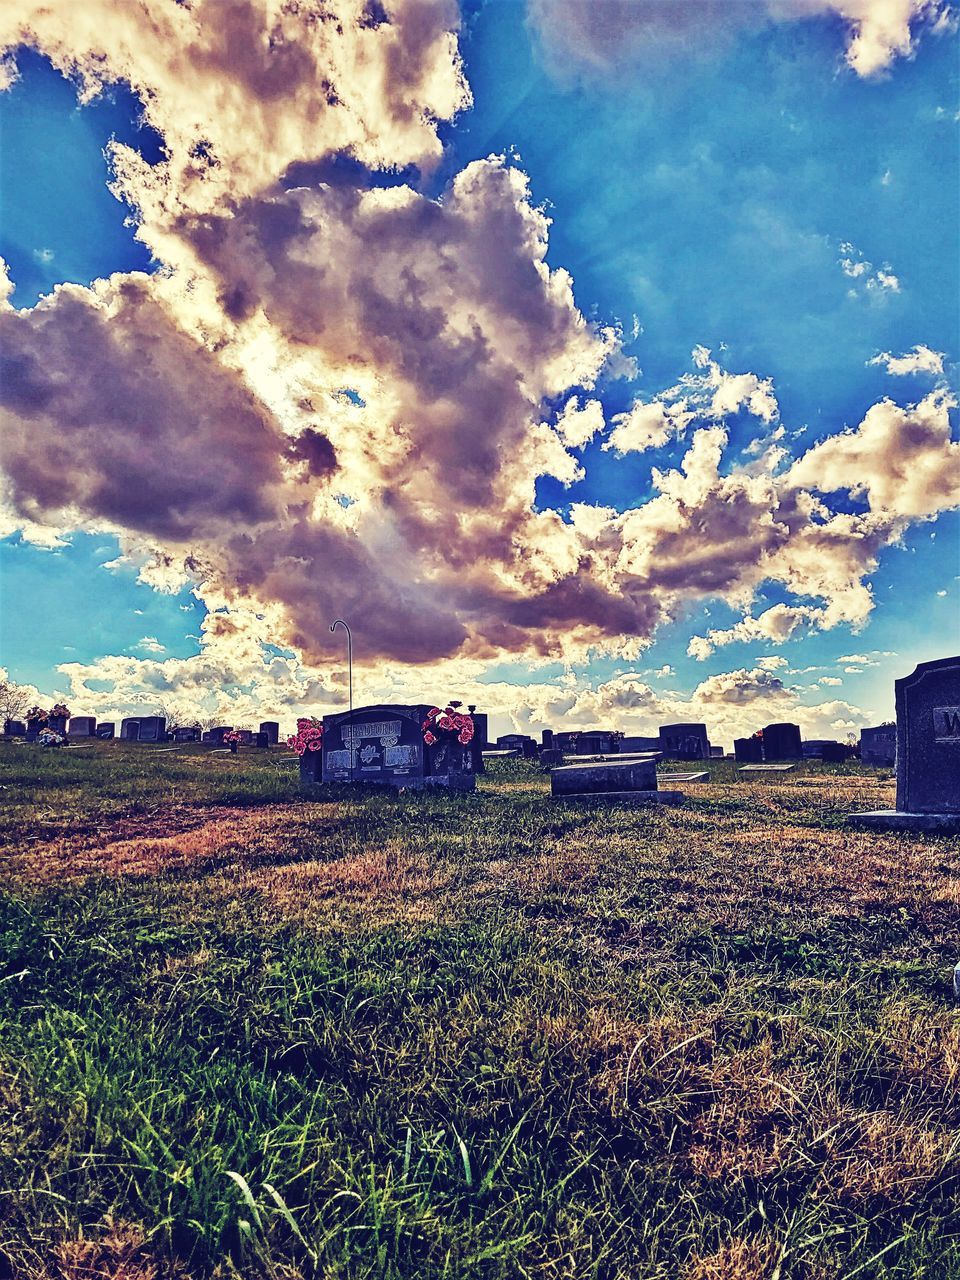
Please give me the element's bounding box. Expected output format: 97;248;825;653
850;656;960;831
860;724;896;767
761;722;802;761
309;704;478;791
551;753;683;805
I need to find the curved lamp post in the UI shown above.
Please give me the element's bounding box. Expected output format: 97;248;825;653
330;618;353;782
329;619;353;716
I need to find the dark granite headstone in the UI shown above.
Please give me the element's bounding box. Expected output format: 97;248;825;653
860;725;896;767
236;729;253;746
659;723;710;761
620;735;662;753
259;721;280;745
850;656;960;831
315;704;477;791
734;737;764;763
802;740;848;763
202;726;232;745
47;715;67;736
551;754;683;806
541;728;554;749
540;748;564;768
120;716;166;742
468;710;489;751
3;720;25;737
574;730;621;755
496;733;538;758
95;722;115;739
25;717;44;742
172;726;201;743
67;717;96;738
897;657;960;814
761;722;802;761
253;731;270;748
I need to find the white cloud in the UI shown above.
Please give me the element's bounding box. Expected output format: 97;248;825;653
526;0;951;81
869;344;945;376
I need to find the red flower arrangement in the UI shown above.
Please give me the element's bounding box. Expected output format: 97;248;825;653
223;730;243;745
287;717;323;756
422;701;474;747
26;703;71;723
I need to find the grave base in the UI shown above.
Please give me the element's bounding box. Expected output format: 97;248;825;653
847;810;960;833
554;789;684;806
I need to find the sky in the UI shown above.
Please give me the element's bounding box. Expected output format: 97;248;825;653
0;0;958;746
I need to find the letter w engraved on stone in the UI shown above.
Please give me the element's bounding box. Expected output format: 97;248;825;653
933;707;960;741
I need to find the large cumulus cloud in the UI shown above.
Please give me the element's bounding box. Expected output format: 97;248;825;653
1;0;957;691
1;0;469;219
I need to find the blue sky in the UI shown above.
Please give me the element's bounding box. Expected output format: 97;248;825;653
0;2;957;735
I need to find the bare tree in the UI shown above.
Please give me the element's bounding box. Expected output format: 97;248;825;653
0;678;30;727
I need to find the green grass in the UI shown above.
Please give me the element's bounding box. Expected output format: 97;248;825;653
0;743;958;1278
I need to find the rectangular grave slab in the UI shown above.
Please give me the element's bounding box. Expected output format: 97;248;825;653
555;789;685;805
658;771;709;782
552;755;659;796
850;656;960;831
739;763;796;773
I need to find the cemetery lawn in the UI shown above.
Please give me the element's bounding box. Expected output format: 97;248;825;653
1;744;959;1280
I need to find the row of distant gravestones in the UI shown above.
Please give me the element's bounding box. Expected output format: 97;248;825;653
3;716;281;747
299;658;959;832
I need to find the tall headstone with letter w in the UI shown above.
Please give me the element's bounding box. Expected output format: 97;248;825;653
850;655;960;831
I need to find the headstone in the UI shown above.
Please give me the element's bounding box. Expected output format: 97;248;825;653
850;656;960;831
67;717;96;738
619;735;662;753
120;716;166;742
202;726;232;745
860;724;896;767
540;748;564;769
551;754;683;805
25;717;44;742
253;731;270;748
496;733;538;758
172;726;201;743
95;722;115;739
236;729;253;746
710;745;723;758
802;740;848;763
541;728;554;749
468;709;489;751
47;715;68;736
259;721;280;745
315;704;478;791
573;730;621;755
659;723;710;761
761;722;802;761
734;736;764;763
3;720;25;737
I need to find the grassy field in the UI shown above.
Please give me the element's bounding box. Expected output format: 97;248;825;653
0;741;958;1279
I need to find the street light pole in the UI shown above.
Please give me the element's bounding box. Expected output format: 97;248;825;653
329;619;353;715
330;619;353;781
